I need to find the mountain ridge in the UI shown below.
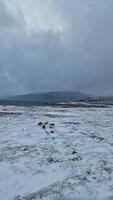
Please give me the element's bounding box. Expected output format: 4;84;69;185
4;91;87;104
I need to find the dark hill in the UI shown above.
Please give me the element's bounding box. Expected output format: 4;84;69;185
0;91;88;106
9;91;87;102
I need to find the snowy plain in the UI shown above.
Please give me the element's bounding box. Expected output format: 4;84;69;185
0;105;113;200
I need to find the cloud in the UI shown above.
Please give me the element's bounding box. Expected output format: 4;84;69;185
0;0;113;96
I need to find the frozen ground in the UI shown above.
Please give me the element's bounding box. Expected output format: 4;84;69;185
0;105;113;200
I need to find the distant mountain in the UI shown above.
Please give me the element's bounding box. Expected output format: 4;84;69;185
5;91;87;105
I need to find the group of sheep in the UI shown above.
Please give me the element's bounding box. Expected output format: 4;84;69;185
38;122;55;134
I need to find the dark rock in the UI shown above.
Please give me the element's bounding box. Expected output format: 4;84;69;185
38;122;43;126
72;150;77;155
50;131;54;134
47;157;55;163
42;124;46;129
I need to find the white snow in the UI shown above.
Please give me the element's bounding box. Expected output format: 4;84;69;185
0;105;113;200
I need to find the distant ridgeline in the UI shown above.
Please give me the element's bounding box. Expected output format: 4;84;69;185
0;91;88;106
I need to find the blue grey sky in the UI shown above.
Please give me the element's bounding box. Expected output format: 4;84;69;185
0;0;113;96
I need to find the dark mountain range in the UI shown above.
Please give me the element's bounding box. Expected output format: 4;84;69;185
0;91;88;106
9;91;87;101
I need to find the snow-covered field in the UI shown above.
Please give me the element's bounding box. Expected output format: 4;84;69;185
0;105;113;200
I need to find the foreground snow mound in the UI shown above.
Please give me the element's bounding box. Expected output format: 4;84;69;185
0;106;113;200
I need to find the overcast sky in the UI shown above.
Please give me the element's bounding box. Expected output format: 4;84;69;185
0;0;113;96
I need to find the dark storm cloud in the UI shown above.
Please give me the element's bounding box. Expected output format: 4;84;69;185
0;0;113;96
